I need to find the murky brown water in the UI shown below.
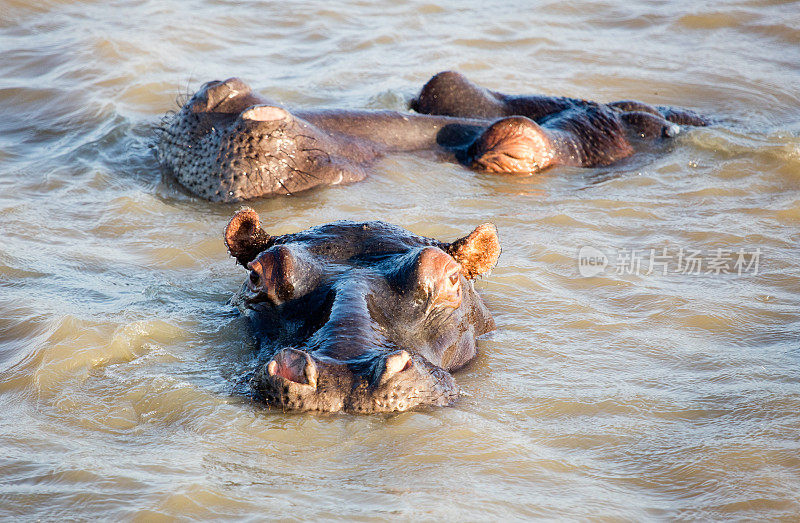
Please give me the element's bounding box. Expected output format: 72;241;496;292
2;0;799;519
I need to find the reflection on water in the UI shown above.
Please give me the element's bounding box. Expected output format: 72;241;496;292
1;0;799;519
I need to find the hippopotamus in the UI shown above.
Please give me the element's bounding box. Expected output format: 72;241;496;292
156;76;706;202
224;208;500;413
156;77;490;202
411;71;709;174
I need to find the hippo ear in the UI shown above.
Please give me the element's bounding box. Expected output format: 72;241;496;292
446;223;500;279
224;207;273;267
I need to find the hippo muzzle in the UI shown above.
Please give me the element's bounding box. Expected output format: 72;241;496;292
253;347;458;413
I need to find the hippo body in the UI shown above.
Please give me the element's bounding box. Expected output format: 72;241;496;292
224;209;500;413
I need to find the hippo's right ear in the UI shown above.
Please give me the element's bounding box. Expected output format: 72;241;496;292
446;223;500;279
224;207;273;267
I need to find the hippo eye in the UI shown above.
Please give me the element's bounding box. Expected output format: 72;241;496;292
448;272;459;286
412;247;463;309
244;245;321;305
436;267;462;308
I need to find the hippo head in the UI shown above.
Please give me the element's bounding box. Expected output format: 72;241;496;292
224;208;501;413
467;116;558;174
156;78;369;202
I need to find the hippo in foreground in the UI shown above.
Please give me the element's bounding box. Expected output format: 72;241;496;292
224;208;500;413
156;76;706;202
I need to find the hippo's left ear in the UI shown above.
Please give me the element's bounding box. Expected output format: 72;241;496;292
224;207;273;267
446;223;500;279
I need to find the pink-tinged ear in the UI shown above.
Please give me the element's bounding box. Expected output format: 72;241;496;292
446;223;500;279
224;207;273;267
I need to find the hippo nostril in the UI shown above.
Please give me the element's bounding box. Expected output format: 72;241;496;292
382;350;413;384
266;349;319;390
449;272;459;286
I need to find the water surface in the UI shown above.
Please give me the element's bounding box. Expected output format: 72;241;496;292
1;0;799;519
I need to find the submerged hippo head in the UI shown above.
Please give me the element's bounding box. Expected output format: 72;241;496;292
468;116;557;174
225;209;501;413
156;78;372;202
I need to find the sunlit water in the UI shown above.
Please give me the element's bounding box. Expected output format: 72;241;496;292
1;0;799;519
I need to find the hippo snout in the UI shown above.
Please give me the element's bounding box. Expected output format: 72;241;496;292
252;348;460;414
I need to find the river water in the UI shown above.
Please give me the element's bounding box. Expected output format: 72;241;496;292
1;0;799;519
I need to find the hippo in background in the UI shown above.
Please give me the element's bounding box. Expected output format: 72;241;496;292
156;78;489;202
224;208;501;413
156;76;706;202
411;71;708;174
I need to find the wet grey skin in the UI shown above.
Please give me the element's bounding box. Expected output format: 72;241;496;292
156;77;491;202
411;71;709;173
224;208;501;413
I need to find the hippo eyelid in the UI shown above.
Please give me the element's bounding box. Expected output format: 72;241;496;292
431;259;463;311
440;261;461;289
